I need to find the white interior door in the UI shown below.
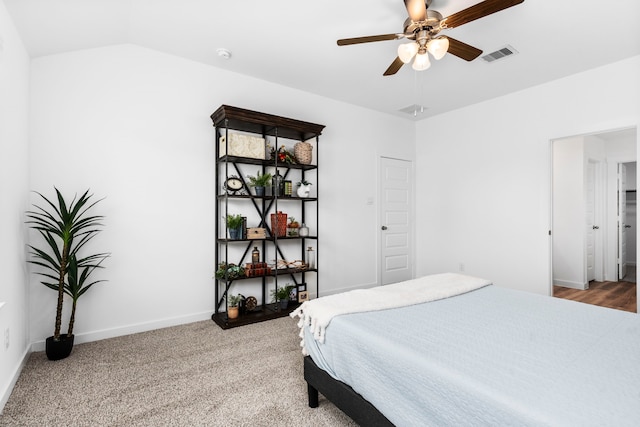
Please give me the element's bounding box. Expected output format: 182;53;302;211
380;157;413;285
619;163;628;280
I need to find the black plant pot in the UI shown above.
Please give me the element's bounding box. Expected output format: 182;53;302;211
45;334;74;361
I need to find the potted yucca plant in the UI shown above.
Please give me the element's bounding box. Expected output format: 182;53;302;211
26;188;110;360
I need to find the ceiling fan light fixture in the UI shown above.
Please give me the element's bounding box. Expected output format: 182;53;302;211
398;42;419;64
412;52;431;71
427;37;449;60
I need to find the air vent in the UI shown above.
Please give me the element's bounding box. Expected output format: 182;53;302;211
481;45;518;63
399;104;428;116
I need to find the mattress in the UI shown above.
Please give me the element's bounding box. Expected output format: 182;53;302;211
303;284;640;426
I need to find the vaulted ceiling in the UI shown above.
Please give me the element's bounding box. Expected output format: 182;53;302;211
4;0;640;121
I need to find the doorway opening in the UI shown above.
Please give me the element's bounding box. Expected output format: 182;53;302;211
551;127;637;312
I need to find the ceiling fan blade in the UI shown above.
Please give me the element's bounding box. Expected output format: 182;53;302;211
445;37;483;61
337;34;401;46
383;57;405;76
404;0;427;22
443;0;524;29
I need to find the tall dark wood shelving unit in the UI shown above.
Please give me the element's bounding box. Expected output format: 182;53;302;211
210;105;324;329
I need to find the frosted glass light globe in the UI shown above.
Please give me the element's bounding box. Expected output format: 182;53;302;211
427;37;449;60
397;42;419;64
412;52;431;71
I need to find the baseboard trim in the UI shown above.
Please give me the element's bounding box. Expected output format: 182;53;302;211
30;310;214;353
0;347;29;414
553;279;587;290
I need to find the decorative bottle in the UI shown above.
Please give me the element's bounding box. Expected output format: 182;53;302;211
272;171;283;197
306;246;315;269
299;223;309;237
252;246;260;264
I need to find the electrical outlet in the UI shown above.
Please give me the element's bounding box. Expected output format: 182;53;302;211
4;328;9;350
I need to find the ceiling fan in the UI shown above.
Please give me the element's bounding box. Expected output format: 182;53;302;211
337;0;525;75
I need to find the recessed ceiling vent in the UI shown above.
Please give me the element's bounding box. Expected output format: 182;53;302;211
399;104;428;116
481;45;518;63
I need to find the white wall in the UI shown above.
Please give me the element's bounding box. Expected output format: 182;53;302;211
27;44;415;349
0;0;30;411
552;137;586;288
416;56;640;295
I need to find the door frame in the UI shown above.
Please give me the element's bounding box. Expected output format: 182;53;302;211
377;155;415;286
549;126;638;314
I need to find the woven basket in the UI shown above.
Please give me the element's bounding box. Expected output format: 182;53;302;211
294;142;313;165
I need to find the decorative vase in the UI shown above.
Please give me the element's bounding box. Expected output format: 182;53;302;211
270;211;287;237
272;171;284;197
297;184;311;198
46;334;75;361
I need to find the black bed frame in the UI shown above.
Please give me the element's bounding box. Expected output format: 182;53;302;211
304;356;394;426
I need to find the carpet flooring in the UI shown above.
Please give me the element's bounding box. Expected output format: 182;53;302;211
0;317;356;427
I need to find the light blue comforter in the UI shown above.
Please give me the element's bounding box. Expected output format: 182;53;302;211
304;285;640;426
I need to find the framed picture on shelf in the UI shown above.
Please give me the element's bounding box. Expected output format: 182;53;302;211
298;291;309;303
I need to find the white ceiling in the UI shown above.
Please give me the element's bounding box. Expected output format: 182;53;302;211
4;0;640;121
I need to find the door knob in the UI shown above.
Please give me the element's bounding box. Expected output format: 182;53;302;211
381;226;388;230
592;225;599;229
625;224;632;228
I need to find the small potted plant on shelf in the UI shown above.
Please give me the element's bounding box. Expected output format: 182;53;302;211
246;170;272;197
287;217;300;236
215;262;245;280
225;214;243;239
271;284;295;309
296;179;312;198
226;294;242;319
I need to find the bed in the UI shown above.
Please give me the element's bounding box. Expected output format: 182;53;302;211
291;273;640;426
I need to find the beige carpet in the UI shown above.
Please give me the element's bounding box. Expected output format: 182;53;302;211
0;317;357;427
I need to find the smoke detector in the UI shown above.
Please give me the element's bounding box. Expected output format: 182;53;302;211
217;48;232;60
399;104;428;116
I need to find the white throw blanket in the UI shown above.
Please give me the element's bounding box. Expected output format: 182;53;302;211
290;273;492;354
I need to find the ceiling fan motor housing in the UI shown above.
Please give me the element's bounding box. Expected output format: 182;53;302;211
403;10;443;39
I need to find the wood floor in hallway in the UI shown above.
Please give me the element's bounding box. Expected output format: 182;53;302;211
553;280;637;313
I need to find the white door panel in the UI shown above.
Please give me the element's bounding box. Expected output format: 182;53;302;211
380;157;413;285
619;163;628;280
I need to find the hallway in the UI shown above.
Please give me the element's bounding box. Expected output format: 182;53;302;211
554;266;637;313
